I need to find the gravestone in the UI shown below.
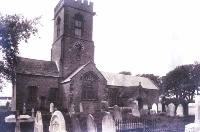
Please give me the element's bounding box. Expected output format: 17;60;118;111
176;104;184;117
188;103;195;116
34;111;43;132
131;103;140;117
185;95;200;132
113;105;122;121
152;103;157;113
79;103;83;113
102;112;116;132
165;105;169;115
87;114;97;132
50;103;54;113
72;115;81;132
158;103;162;112
168;103;175;117
69;104;75;116
49;111;66;132
143;104;148;110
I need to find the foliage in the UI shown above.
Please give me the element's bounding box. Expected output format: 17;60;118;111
119;71;132;75
162;64;200;102
0;14;39;89
137;74;161;88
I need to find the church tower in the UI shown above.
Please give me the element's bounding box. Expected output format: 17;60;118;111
51;0;95;78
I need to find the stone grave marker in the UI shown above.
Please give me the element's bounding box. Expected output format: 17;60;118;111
168;103;175;117
176;104;184;117
87;114;97;132
102;112;116;132
72;115;81;132
49;110;66;132
131;103;140;117
157;103;162;112
143;104;148;110
188;103;195;116
152;103;157;113
113;105;122;121
79;102;83;113
34;111;43;132
69;104;75;116
50;103;54;113
185;95;200;132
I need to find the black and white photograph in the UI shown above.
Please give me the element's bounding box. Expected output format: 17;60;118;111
0;0;200;131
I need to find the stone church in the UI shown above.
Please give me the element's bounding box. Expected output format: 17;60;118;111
16;0;159;113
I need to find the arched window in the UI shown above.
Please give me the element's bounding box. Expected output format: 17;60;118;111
74;14;83;37
81;72;98;100
56;17;61;37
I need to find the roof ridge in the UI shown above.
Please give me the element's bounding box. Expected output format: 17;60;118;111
18;56;52;62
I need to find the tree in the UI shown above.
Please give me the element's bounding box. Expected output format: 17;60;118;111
137;74;161;87
119;71;132;75
162;64;200;102
0;14;39;110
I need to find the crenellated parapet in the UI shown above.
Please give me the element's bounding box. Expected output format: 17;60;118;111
54;0;93;15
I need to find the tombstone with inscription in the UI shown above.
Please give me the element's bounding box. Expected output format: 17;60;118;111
102;112;116;132
34;111;43;132
49;111;66;132
185;95;200;132
168;103;175;117
176;104;184;117
113;105;122;121
87;114;97;132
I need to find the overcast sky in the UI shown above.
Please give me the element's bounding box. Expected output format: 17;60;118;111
1;0;200;96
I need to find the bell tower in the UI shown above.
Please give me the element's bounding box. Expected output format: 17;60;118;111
51;0;95;78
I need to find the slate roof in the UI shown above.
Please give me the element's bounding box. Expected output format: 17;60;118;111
16;57;59;77
101;72;158;90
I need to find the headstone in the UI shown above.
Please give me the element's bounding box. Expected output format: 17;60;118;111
72;115;81;132
32;108;35;118
34;111;43;132
131;103;140;117
69;104;75;116
188;103;195;116
176;104;184;117
165;105;169;115
158;103;162;112
152;103;157;113
185;95;200;132
168;103;175;117
113;105;122;121
143;104;148;110
23;103;26;114
102;112;116;132
79;103;83;113
49;111;66;132
87;114;97;132
195;95;200;124
50;103;54;113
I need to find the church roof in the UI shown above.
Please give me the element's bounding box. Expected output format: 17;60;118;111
16;57;59;77
101;72;158;90
61;61;91;83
